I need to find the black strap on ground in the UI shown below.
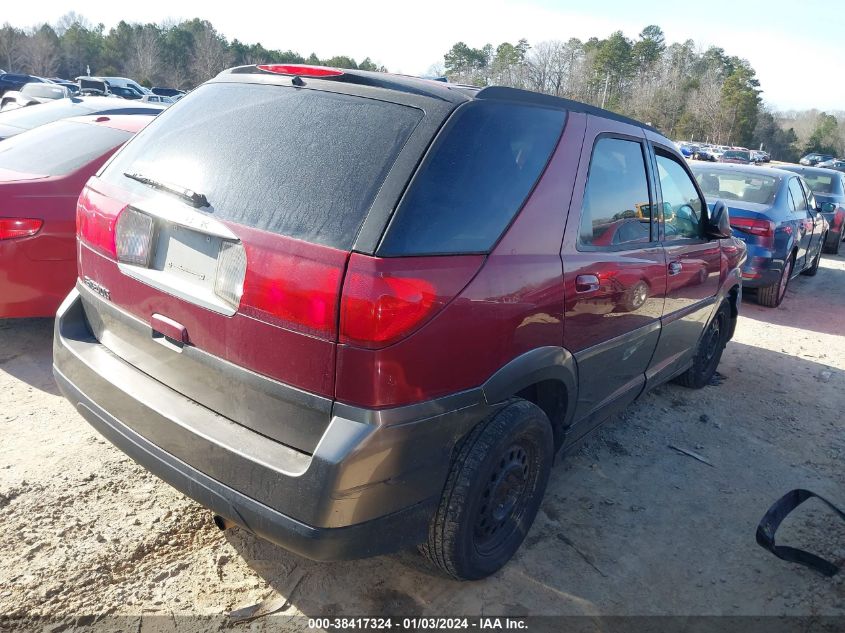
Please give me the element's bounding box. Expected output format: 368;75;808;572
756;488;845;577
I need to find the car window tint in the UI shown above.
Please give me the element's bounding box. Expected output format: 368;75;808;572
0;119;130;176
578;137;652;248
788;178;808;213
379;101;565;255
100;82;422;250
656;150;703;240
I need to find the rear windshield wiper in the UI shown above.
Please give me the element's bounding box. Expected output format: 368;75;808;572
123;172;209;209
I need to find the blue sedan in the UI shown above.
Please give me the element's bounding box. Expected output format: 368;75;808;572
690;163;829;307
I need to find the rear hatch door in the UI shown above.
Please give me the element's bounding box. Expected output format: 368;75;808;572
77;79;429;453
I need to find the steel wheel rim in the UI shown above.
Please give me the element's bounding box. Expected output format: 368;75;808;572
473;443;532;555
703;313;723;366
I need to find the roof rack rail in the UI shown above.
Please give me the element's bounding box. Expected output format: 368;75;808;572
475;86;658;133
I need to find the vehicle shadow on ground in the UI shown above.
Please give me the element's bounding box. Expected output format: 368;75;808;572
221;340;844;618
0;318;60;396
739;254;845;338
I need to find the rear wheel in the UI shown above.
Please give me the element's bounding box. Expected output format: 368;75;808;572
421;399;553;580
674;302;730;389
802;239;823;276
758;256;793;307
824;228;841;255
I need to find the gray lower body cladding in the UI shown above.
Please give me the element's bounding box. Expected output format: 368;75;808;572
52;287;495;559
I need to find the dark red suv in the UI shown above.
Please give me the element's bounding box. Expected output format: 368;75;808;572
53;64;745;580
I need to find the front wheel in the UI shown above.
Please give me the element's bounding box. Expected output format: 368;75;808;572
421;400;553;580
674;302;731;389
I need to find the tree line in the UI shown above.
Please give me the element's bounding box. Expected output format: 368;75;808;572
0;16;841;161
440;27;844;161
0;13;385;93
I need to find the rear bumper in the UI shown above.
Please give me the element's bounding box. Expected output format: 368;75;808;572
740;250;783;289
53;287;495;559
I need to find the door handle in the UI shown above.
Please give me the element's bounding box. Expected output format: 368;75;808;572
668;261;683;276
575;274;600;293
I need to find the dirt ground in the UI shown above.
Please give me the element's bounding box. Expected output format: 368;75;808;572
1;252;844;630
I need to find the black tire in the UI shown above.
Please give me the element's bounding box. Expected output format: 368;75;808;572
674;302;731;389
421;399;553;580
802;239;823;276
824;228;841;255
823;229;845;255
758;255;793;307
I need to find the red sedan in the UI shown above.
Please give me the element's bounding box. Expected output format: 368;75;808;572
0;115;150;317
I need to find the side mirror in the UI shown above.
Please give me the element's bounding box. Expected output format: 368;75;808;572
706;200;732;239
819;201;837;214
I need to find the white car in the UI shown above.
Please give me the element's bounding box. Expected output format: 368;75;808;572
0;82;72;111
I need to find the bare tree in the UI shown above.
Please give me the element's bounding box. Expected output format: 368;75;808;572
128;24;160;83
0;23;24;71
191;24;232;83
21;25;59;76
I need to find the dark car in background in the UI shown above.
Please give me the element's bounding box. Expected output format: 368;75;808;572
800;153;835;167
779;165;845;254
719;149;752;165
1;82;73;111
0;73;49;96
0;115;150;317
53;64;743;581
0;96;163;141
693;163;828;307
151;87;186;99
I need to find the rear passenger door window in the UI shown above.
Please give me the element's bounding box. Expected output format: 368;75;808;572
788;178;808;213
655;150;704;241
578;137;654;249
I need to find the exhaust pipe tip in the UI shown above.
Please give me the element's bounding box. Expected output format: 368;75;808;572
212;514;235;531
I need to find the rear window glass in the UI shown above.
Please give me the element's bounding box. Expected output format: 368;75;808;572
379;101;566;255
21;83;66;99
99;82;422;250
0;99;97;130
694;169;779;205
801;173;835;194
0;120;130;176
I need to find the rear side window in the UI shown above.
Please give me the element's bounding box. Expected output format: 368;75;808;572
378;101;565;255
99;82;422;250
579;137;652;248
788;178;808;213
0;120;130;176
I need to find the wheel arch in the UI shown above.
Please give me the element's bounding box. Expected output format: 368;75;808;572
481;346;577;449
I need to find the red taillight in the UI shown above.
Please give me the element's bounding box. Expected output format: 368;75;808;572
76;186;126;258
0;217;42;240
730;217;775;238
238;228;347;339
339;254;484;349
257;64;344;77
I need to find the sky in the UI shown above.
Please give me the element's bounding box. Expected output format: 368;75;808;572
4;0;843;111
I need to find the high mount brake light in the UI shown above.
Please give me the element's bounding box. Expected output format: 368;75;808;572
0;217;43;240
256;64;344;78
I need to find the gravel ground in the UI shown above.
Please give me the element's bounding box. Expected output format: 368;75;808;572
1;253;843;630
